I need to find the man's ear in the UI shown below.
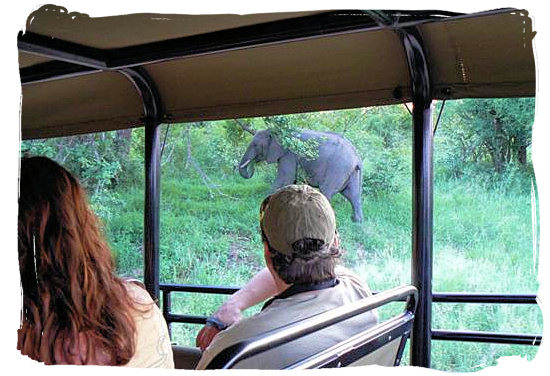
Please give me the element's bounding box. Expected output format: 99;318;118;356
263;242;273;270
332;231;340;248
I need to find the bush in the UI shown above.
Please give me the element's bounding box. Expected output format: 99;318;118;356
355;132;409;196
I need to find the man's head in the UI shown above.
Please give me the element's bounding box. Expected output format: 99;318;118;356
259;185;342;284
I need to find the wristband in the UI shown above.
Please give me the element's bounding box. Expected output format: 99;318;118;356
205;316;229;331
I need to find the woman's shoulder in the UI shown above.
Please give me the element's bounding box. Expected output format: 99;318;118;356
123;278;155;305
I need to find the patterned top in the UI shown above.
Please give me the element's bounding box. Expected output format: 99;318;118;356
124;281;174;368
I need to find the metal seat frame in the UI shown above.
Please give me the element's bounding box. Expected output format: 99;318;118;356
205;285;418;370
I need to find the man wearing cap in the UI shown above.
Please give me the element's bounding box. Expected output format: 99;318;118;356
195;184;377;369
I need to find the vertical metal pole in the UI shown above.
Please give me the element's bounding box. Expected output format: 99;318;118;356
410;101;433;367
119;67;163;303
400;28;433;368
162;290;172;338
144;119;161;302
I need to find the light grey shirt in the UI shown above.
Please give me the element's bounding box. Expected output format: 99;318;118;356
196;266;378;369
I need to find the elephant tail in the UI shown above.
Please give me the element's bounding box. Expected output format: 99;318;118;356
355;163;363;191
342;163;362;192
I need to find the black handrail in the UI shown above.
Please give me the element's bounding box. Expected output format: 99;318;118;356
432;330;542;346
159;283;538;303
159;283;541;347
433;292;538;304
160;283;239;295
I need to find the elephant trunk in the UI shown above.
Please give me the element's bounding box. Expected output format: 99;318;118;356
239;153;256;179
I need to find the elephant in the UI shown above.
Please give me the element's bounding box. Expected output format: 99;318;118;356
238;129;364;222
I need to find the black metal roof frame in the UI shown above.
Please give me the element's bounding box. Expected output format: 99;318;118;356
17;7;538;369
24;8;532;86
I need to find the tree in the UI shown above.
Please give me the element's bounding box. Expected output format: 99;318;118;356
115;129;133;159
21;132;123;196
438;98;535;175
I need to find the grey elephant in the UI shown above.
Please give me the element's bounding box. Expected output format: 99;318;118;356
239;129;364;222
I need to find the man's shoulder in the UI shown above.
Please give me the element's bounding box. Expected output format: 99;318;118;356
335;265;372;294
198;270;374;369
217;302;291;343
203;285;343;356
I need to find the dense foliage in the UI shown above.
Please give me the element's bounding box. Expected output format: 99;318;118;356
20;98;539;372
22;98;535;201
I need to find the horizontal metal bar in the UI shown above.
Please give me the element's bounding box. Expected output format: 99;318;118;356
160;283;239;295
19;8;523;89
18;31;108;69
159;283;538;305
163;315;543;347
163;285;417;324
19;10;382;80
165;313;208;325
432;330;542;346
108;10;383;69
160;287;542;348
433;293;538;304
382;9;464;17
20;60;99;85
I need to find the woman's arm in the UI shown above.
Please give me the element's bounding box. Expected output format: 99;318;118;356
195;267;287;350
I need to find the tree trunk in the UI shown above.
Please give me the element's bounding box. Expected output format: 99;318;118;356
115;128;133;158
492;117;506;173
517;145;527;166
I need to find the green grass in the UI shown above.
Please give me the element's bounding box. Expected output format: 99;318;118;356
99;168;541;372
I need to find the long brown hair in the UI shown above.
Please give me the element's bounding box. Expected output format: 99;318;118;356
17;156;137;365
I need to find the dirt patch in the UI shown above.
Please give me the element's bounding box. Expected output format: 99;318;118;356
355;243;367;261
227;233;261;269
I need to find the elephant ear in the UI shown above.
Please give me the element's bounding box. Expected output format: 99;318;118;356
266;134;286;163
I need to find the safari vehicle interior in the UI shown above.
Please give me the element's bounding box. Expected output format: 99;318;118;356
18;5;540;369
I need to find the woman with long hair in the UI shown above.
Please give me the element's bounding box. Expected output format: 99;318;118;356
17;156;173;367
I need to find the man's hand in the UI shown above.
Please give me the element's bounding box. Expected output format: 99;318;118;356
195;267;284;351
195;300;244;351
196;324;221;351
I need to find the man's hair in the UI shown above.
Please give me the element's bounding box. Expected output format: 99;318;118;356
261;229;342;284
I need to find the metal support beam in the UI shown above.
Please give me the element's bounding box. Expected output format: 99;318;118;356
432;330;542;346
162;291;173;337
19;9;478;86
399;27;433;368
17;30;108;69
119;67;164;303
143;118;161;302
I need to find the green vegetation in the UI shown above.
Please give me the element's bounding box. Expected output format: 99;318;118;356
21;98;540;372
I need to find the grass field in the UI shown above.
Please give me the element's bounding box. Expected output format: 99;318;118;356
96;163;541;372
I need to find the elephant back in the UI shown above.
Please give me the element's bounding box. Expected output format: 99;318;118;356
299;130;361;165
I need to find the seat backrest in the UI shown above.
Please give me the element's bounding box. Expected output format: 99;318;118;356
205;285;418;369
172;345;202;369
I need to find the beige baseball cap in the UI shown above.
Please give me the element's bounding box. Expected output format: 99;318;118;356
260;184;336;256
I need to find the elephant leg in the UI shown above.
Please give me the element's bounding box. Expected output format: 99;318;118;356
318;182;340;201
341;169;363;222
271;155;297;192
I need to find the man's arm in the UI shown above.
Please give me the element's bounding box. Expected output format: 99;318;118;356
195;267;287;350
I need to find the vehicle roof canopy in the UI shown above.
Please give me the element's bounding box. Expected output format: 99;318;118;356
18;6;536;140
